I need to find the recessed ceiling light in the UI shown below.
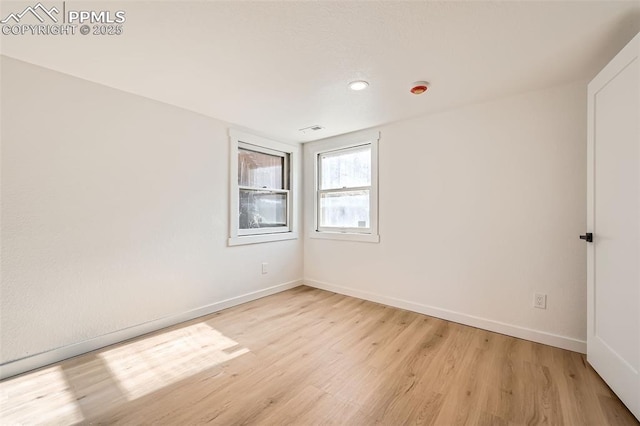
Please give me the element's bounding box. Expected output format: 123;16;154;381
349;80;369;91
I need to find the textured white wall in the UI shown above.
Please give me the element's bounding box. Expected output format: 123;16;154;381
0;56;303;365
304;81;588;349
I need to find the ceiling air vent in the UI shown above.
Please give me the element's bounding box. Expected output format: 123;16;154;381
299;125;324;134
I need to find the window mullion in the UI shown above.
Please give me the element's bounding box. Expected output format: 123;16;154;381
318;185;371;194
239;186;289;193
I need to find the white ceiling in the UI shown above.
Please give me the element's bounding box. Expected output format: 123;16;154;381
1;1;639;142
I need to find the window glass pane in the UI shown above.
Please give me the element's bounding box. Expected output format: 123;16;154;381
239;190;287;229
320;145;370;190
238;148;284;189
319;190;369;228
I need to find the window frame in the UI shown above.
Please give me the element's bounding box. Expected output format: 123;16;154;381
229;129;299;246
317;144;373;234
308;130;380;243
237;142;290;236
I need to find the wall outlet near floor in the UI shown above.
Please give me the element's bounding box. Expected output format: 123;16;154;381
534;293;547;309
261;262;268;274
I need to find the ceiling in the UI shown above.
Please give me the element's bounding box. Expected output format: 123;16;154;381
1;1;639;142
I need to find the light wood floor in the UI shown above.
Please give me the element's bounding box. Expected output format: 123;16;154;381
1;286;637;425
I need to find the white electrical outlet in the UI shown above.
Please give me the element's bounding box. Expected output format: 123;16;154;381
261;262;268;274
534;293;547;309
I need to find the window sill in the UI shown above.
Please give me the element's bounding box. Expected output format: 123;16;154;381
228;232;298;246
309;231;380;243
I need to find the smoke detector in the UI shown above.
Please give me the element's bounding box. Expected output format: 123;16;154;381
410;81;429;95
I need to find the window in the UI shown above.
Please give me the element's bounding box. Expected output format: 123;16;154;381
318;145;371;232
308;130;380;243
229;130;299;246
238;145;288;234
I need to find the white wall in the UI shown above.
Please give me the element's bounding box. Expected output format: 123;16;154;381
0;54;588;379
304;80;588;352
0;56;303;375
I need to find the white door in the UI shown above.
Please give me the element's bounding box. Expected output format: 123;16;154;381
587;32;640;421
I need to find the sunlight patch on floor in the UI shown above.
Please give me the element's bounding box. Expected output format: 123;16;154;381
99;322;249;400
0;366;84;424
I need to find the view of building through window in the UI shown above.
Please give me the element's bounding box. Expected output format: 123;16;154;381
238;146;288;230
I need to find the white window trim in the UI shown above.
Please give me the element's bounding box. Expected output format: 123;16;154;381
229;129;299;246
308;130;380;243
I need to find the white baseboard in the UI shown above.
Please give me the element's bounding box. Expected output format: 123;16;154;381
304;279;586;354
0;280;303;380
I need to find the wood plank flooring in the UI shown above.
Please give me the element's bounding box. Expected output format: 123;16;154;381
1;286;637;425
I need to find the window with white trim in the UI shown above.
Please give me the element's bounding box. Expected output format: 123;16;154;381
310;131;379;243
229;130;299;246
238;143;289;234
318;144;372;232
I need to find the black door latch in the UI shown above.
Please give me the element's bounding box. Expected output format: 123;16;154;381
579;233;593;243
